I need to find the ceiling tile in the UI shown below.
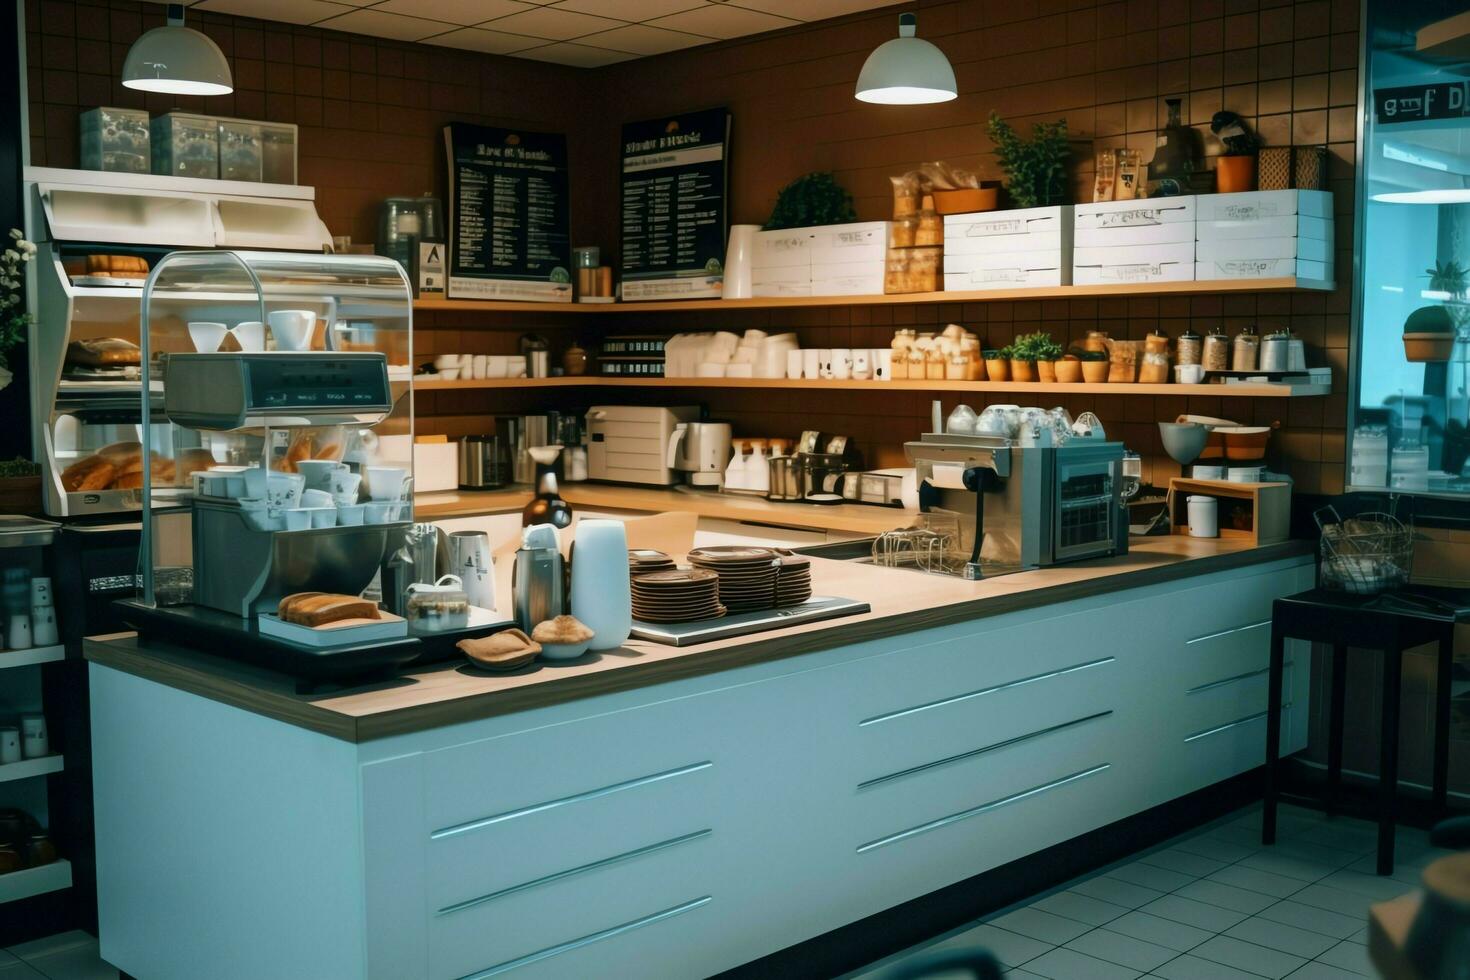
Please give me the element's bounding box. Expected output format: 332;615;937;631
373;0;529;27
424;27;545;55
645;4;798;40
313;7;455;40
515;41;638;66
725;0;903;21
552;0;708;20
479;6;624;40
576;24;711;56
193;0;357;26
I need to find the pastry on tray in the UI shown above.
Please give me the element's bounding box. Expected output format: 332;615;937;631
458;629;541;671
530;615;595;661
278;593;380;628
66;337;141;367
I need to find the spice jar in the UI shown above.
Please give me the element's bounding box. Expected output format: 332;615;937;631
1232;326;1260;372
1176;329;1202;367
1202;328;1230;371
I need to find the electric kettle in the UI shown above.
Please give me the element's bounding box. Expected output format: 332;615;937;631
668;422;733;488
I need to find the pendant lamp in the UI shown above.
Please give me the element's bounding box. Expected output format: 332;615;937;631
122;3;233;96
855;13;956;105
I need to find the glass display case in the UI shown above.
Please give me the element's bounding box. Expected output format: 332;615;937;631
1350;2;1470;496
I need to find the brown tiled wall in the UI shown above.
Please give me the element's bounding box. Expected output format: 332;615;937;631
26;0;1360;491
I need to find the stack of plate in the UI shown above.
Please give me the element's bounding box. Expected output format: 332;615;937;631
631;568;724;623
629;549;677;578
775;555;812;607
687;546;782;613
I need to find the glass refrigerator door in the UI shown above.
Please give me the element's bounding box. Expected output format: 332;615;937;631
1351;1;1470;496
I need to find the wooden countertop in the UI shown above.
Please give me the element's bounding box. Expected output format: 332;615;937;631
413;484;912;535
85;536;1312;743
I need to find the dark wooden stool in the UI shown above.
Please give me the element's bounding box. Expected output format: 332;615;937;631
1264;588;1460;875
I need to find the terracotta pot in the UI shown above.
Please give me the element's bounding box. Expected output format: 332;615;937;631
1055;358;1083;383
1081;360;1109;383
1404;333;1455;363
985;358;1010;382
932;187;999;214
1010;359;1037;382
1037;359;1058;383
1216;155;1257;194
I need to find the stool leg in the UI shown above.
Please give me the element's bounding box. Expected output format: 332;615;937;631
1264;621;1286;846
1378;646;1402;876
1433;631;1452;816
1327;643;1347;816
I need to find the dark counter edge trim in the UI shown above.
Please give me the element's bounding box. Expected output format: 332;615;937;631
85;541;1312;743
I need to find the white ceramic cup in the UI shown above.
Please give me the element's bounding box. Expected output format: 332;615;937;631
487;355;509;378
507;355;527;378
30;605;58;646
1188;495;1219;537
817;349;834;380
852;349;872;380
187;321;229;353
232;321;264;352
300;488;333;508
308;507;336;529
335;504;365;526
327;470;362;498
831;348;852;380
296;459;345;492
268;310;316;352
438;367;461;380
365;466;408;501
284;508;313;531
7;613;31;650
30;577;52;608
434;354;460;370
802;349;821;380
725;363;754;378
1193;465;1226;480
1176;363;1206;384
471;355;488;380
1228;466;1264;483
786;350;804;380
874;349;892;382
364;501;396;524
21;716;48;759
696;362;727;378
0;728;19;765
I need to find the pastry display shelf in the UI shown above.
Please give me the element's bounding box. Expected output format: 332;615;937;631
0;754;64;784
413;277;1328;315
0;860;73;905
0;645;66;670
413;376;1331;398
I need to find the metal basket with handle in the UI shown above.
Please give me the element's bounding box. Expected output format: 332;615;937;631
1315;504;1414;594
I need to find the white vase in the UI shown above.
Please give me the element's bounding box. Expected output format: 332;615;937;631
722;224;760;300
568;519;631;651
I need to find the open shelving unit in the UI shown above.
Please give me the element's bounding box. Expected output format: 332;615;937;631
0;755;64;784
0;861;73;904
413;376;1330;398
0;646;65;671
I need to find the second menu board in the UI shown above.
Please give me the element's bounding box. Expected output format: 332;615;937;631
443;123;571;302
620;108;731;301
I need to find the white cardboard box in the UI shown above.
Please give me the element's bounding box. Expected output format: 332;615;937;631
946;249;1069;275
1074;240;1195;284
752;282;813;297
1195;235;1332;263
945;267;1068;290
752;230;813;269
1074;197;1196;246
944;230;1067;256
1195;258;1333;283
943;206;1071;251
1194;189;1332;221
1197;214;1332;241
810;222;889;264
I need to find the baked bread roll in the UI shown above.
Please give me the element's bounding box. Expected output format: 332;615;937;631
66;338;141;367
61;456;116;492
279;594;379;628
458;629;541;670
85;255;149;275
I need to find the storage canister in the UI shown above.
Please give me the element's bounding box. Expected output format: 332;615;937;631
1231;326;1259;372
1260;330;1290;372
1202;328;1230;371
1176;329;1202;367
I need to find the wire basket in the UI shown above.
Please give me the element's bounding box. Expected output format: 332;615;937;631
1315;505;1414;594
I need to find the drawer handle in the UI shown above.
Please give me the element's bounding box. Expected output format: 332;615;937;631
1187;620;1269;645
1184;704;1292;743
456;895;712;979
1185;662;1293;695
856;764;1110;853
432;762;713;840
436;829;712;917
858;711;1112;791
860;657;1115;727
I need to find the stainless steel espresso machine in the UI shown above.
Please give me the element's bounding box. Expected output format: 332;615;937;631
118;250;422;677
904;431;1128;579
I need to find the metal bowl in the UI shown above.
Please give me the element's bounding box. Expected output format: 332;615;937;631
1158;421;1210;467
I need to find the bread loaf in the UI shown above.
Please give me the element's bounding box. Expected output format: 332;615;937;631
61;456;116;492
280;594;380;628
66;338;141;367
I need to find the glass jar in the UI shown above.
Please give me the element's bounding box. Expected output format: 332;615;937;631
1176;329;1202;366
1202;329;1230;371
405;574;471;630
1232;327;1260;371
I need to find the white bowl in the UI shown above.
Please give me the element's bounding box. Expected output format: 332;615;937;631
187;321;228;353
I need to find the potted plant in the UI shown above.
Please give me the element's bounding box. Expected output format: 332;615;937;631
1009;332;1062;382
1403;304;1457;362
1054;353;1082;383
1210;111;1261;194
1076;348;1109;383
983;348;1009;382
764;172;857;230
0;229;37;392
986;113;1070;208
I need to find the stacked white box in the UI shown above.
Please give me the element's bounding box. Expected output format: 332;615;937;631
942;206;1072;290
1073;197;1196;284
751;222;889;296
1194;190;1334;286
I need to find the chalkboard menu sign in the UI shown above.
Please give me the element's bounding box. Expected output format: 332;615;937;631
620;108;731;301
443;123;571;302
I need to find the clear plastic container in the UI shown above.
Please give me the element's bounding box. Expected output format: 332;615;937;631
152;112;218;179
81;106;151;174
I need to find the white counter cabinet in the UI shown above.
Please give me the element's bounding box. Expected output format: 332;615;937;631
91;553;1313;979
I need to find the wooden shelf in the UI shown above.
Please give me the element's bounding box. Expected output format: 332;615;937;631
413;277;1323;315
0;645;65;670
0;860;72;904
413;376;1329;398
0;754;64;784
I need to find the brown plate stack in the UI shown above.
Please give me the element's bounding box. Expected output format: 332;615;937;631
631;568;725;623
628;549;678;577
775;555;813;607
687;546;783;613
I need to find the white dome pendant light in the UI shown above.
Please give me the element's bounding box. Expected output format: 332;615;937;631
123;3;233;96
855;12;956;105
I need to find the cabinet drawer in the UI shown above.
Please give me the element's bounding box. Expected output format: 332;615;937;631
1178;619;1273;689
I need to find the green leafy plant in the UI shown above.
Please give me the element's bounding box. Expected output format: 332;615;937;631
0;457;39;478
0;228;37;375
987;112;1070;208
764;172;857;230
1008;331;1063;361
982;348;1005;359
1210;111;1261;156
1427;261;1468;298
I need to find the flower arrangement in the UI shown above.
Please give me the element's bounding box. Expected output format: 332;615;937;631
0;229;38;382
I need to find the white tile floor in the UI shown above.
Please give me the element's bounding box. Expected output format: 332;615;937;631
852;802;1455;980
1;932;115;980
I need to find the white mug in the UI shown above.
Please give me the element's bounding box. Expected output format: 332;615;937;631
6;613;31;650
327;470;362;499
30;577;52;608
268;310;316;352
471;354;488;380
0;728;19;765
817;349;834;380
21;715;47;759
830;348;852;380
786;350;804;380
802;349;821;380
875;349;893;382
31;605;58;646
232;321;265;352
851;349;872;380
486;355;509;378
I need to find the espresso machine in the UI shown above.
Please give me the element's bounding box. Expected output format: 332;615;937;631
904;431;1128;579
